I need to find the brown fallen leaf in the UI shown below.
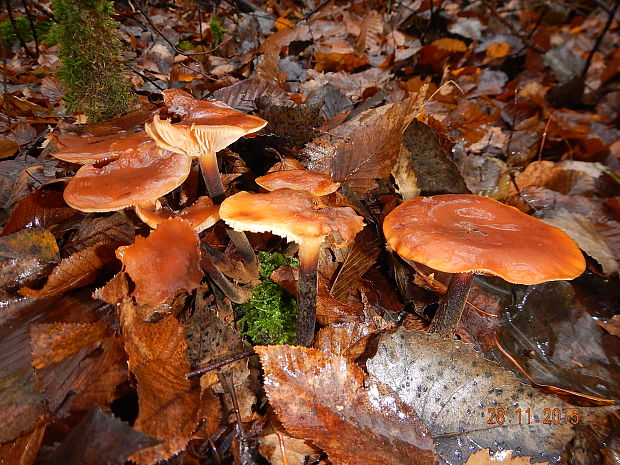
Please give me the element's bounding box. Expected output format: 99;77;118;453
20;242;118;299
62;211;134;255
259;431;323;465
120;302;201;465
1;190;77;236
256;345;437;465
304;94;422;193
0;425;45;465
43;408;159;465
367;328;608;465
0;136;19;159
212;79;295;112
464;449;547;465
116;218;203;306
314;319;392;359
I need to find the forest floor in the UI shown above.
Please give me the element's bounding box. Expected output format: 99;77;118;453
1;1;619;464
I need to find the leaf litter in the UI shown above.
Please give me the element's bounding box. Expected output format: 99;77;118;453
1;0;620;464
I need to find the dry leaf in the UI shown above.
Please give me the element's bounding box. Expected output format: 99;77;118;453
367;328;602;465
120;302;201;465
432;38;468;53
0;136;19;159
256;345;437;465
486;42;511;59
259;431;322;465
304;96;421;193
0;425;45;465
212;79;294;112
464;449;548;465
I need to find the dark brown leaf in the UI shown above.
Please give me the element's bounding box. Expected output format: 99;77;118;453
20;242;118;299
256;345;437;465
120;302;200;465
0;425;45;465
2;190;77;236
44;408;159;465
304;96;421;193
212;79;295;112
62;211;134;255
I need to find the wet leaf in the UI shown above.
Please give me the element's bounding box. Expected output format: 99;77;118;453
304;96;420;193
44;408;159;465
464;449;547;464
2;190;77;236
367;328;599;465
330;225;381;302
120;302;200;465
0;425;45;465
20;242;118;299
116;218;203;306
256;345;437;465
258;431;322;465
62;211;134;255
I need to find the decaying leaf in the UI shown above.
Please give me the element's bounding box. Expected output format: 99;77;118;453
259;431;322;465
0;425;45;465
62;211;134;255
116;218;203;306
20;242;118;299
367;328;600;465
304;95;421;193
256;345;437;465
212;78;295;112
464;449;548;465
2;190;77;236
44;408;159;465
120;302;200;465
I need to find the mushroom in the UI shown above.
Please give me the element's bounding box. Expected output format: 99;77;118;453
63;142;192;213
145;89;267;203
135;196;220;233
220;189;364;346
383;194;586;338
255;169;340;197
145;89;267;271
47;130;152;164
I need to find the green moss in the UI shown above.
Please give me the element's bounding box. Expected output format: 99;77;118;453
236;251;299;345
52;0;135;121
0;18;55;46
177;40;194;51
209;17;225;45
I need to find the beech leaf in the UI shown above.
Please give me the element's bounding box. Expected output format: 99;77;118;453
256;345;437;465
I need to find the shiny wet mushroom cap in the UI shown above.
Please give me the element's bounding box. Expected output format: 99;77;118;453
383;194;585;285
63;143;192;212
384;194;585;338
255;169;340;196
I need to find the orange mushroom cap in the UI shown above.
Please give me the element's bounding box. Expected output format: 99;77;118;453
145;89;267;157
47;131;152;164
135;196;220;232
220;189;364;248
63;143;192;212
255;170;340;196
116;217;203;306
383;194;585;285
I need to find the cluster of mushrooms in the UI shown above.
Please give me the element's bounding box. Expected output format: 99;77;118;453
49;90;586;346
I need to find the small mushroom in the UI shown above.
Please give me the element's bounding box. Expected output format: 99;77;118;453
135;197;220;233
220;189;364;346
47;131;152;164
255;169;340;197
383;194;586;338
63;142;192;212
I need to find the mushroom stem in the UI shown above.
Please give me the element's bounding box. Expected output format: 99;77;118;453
428;272;474;339
201;246;250;304
198;151;258;273
296;240;321;347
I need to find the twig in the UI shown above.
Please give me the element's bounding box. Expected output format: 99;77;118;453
580;0;620;81
480;0;545;55
20;0;39;57
5;0;35;58
186;349;255;379
131;67;165;90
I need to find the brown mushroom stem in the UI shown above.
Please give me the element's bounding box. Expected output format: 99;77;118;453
201;247;250;304
428;272;474;338
198;151;257;272
296;240;321;347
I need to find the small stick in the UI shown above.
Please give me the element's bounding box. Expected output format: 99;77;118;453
187;350;255;379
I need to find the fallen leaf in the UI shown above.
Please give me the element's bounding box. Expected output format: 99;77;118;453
120;302;200;465
116;218;203;306
367;328;595;465
62;211;134;255
0;136;19;159
0;425;45;465
20;242;118;299
212;79;295;112
256;345;437;465
44;408;159;465
464;449;547;464
2;190;77;236
304;96;421;193
432;38;468;53
259;431;322;465
485;42;511;59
